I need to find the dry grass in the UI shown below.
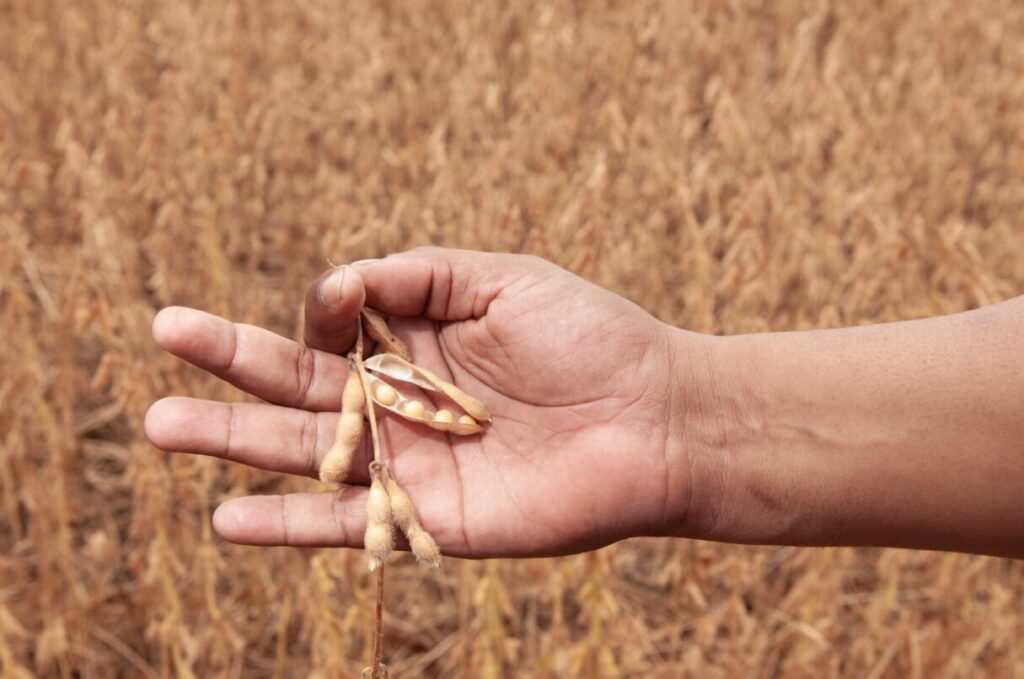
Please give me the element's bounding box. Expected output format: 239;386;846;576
2;0;1023;676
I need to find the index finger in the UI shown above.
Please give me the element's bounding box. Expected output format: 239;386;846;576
153;306;349;411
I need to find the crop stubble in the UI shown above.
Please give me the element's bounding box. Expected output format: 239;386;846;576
1;1;1023;676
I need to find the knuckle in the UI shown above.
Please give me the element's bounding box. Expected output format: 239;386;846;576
301;411;320;477
294;345;317;407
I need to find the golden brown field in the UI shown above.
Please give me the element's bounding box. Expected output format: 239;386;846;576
2;0;1023;676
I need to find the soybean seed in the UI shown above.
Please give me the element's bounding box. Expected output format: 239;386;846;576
402;400;425;418
374;382;397;405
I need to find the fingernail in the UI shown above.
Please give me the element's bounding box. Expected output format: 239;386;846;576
350;258;381;268
318;266;347;306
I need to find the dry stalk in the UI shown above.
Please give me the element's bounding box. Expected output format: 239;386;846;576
353;320;382;465
372;568;386;679
352;319;390;678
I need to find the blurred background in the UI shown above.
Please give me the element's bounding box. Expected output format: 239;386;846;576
2;0;1023;676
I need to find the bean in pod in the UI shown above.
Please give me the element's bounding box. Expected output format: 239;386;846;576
363;353;491;422
363;373;484;435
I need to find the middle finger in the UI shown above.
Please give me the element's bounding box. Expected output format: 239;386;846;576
145;396;374;485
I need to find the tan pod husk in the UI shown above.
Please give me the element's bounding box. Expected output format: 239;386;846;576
363;373;484;435
318;366;365;483
361;308;410;360
406;526;441;568
363;352;491;422
364;464;394;571
386;476;441;568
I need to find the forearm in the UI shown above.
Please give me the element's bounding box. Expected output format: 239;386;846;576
672;296;1024;558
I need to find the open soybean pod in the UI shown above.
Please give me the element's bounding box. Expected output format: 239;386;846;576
364;353;491;423
363;372;485;435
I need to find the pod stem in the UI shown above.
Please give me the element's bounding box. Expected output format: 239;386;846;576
356;316;387;676
354;317;382;464
372;566;385;678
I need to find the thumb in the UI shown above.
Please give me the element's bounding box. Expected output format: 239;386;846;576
304;264;366;354
356;247;542;320
304;248;549;354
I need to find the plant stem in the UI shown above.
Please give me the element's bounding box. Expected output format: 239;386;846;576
372;566;385;678
354;318;382;464
356;317;387;677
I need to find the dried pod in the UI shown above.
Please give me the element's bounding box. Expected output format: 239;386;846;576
386;476;441;568
361;308;410;360
319;365;365;483
364;374;483;435
363;353;491;422
365;524;393;572
426;374;491;423
406;526;441;568
364;464;394;571
361;664;389;679
385;477;417;532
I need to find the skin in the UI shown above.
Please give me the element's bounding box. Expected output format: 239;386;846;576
145;247;1024;559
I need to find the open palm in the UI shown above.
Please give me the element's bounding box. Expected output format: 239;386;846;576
146;249;686;558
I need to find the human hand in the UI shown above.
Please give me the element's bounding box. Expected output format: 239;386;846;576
145;248;698;557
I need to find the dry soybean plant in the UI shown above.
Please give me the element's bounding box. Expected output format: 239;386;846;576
317;308;491;678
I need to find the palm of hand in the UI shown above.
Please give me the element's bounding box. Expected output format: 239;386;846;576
389;275;674;556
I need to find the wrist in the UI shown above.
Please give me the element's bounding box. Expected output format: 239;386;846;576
660;327;812;545
656;326;742;541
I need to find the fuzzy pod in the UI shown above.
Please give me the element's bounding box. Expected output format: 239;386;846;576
318;368;366;483
361;308;410;360
364;469;395;571
407;526;441;568
364;524;394;572
386;477;442;568
340;363;366;411
366;471;392;524
385;478;417;532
